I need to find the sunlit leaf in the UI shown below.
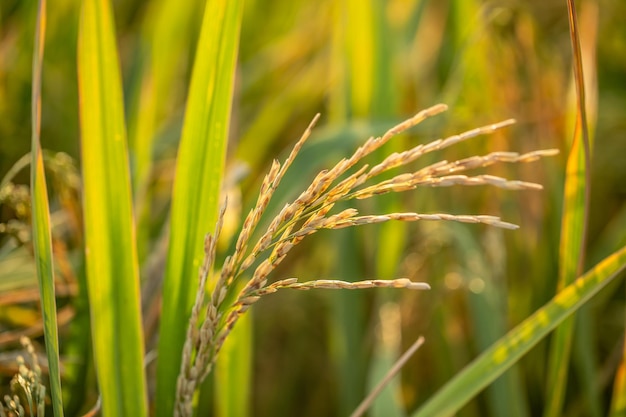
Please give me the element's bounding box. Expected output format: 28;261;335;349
412;244;626;417
77;0;147;414
155;1;244;415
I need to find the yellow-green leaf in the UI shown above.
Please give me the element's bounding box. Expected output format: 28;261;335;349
77;0;147;415
30;0;64;415
412;244;626;417
544;2;597;415
155;1;244;415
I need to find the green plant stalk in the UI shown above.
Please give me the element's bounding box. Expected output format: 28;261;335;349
412;244;626;417
155;0;243;415
544;1;595;415
30;0;64;415
77;0;148;415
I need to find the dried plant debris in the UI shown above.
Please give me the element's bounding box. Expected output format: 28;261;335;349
173;104;558;416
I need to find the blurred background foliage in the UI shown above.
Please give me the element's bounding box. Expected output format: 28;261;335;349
1;0;625;416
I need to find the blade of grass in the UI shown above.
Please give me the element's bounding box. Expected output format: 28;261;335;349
77;0;148;415
411;244;626;417
30;0;64;415
154;1;243;415
543;1;596;415
128;0;200;263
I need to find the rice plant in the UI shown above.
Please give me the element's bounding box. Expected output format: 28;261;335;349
1;0;625;416
173;105;557;415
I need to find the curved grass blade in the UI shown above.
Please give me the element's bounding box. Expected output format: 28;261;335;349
30;0;64;415
155;1;243;415
77;0;147;415
412;244;626;417
544;2;597;415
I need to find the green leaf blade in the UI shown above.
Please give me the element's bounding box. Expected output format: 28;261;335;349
412;244;626;417
155;1;244;415
30;2;65;415
544;3;598;415
77;0;147;415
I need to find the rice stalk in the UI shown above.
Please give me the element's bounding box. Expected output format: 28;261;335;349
173;104;557;416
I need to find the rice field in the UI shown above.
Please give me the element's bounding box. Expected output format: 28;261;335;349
1;0;625;416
